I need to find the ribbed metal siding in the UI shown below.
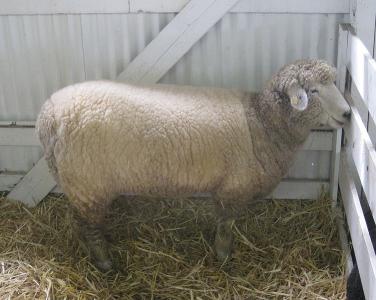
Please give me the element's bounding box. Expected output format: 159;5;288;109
0;12;343;178
0;15;85;121
0;13;343;119
161;13;341;91
82;13;176;80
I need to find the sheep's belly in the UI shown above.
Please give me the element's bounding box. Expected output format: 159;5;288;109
115;149;228;197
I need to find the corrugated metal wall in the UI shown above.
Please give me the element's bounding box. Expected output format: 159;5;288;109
0;12;344;180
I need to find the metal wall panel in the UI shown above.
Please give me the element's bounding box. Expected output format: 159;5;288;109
0;12;344;180
0;15;85;173
161;13;342;90
81;13;175;80
0;15;85;120
0;13;343;120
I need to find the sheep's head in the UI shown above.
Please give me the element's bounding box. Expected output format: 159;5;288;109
272;59;351;128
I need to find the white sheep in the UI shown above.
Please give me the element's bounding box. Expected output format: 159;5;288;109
36;59;351;271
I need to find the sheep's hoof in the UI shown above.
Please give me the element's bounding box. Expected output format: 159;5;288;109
79;224;114;272
214;219;234;263
95;259;113;273
88;241;114;272
214;236;233;262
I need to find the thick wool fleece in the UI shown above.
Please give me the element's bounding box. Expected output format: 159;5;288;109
36;59;335;222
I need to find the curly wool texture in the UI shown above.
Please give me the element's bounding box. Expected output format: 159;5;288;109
36;59;335;222
270;59;336;93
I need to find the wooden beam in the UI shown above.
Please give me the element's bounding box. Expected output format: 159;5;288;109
339;157;376;300
7;158;56;207
330;24;349;202
117;0;241;84
0;0;350;15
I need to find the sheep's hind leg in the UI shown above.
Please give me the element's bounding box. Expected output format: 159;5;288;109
72;199;113;272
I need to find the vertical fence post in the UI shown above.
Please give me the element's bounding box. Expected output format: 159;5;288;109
330;129;342;204
332;24;354;276
330;24;349;204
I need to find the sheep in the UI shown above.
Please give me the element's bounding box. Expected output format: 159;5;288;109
36;59;351;272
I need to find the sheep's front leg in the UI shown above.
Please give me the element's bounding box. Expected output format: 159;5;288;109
214;217;235;262
78;219;113;272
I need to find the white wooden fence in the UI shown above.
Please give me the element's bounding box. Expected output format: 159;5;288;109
337;24;376;300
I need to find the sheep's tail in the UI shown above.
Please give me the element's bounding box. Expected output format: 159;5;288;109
35;98;60;184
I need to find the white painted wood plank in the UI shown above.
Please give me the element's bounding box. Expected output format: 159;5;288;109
269;180;328;200
0;128;39;146
351;0;376;54
7;158;56;207
0;0;350;14
343;103;376;224
337;24;349;93
330;24;349;202
117;0;241;84
330;129;342;202
350;76;371;126
334;207;353;276
347;31;376;125
339;157;376;300
302;131;333;151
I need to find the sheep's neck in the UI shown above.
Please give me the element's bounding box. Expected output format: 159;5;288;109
244;92;313;173
257;94;310;146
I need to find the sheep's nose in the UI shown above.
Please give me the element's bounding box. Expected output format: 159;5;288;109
343;110;351;121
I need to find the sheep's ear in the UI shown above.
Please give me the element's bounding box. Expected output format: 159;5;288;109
287;86;308;111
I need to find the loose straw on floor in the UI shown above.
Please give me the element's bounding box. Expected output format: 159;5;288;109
0;192;346;299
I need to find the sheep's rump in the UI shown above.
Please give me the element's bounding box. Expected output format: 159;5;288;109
38;81;256;200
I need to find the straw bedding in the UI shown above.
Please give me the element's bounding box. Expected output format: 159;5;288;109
0;192;345;299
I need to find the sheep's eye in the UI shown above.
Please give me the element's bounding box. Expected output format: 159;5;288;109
310;89;319;94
